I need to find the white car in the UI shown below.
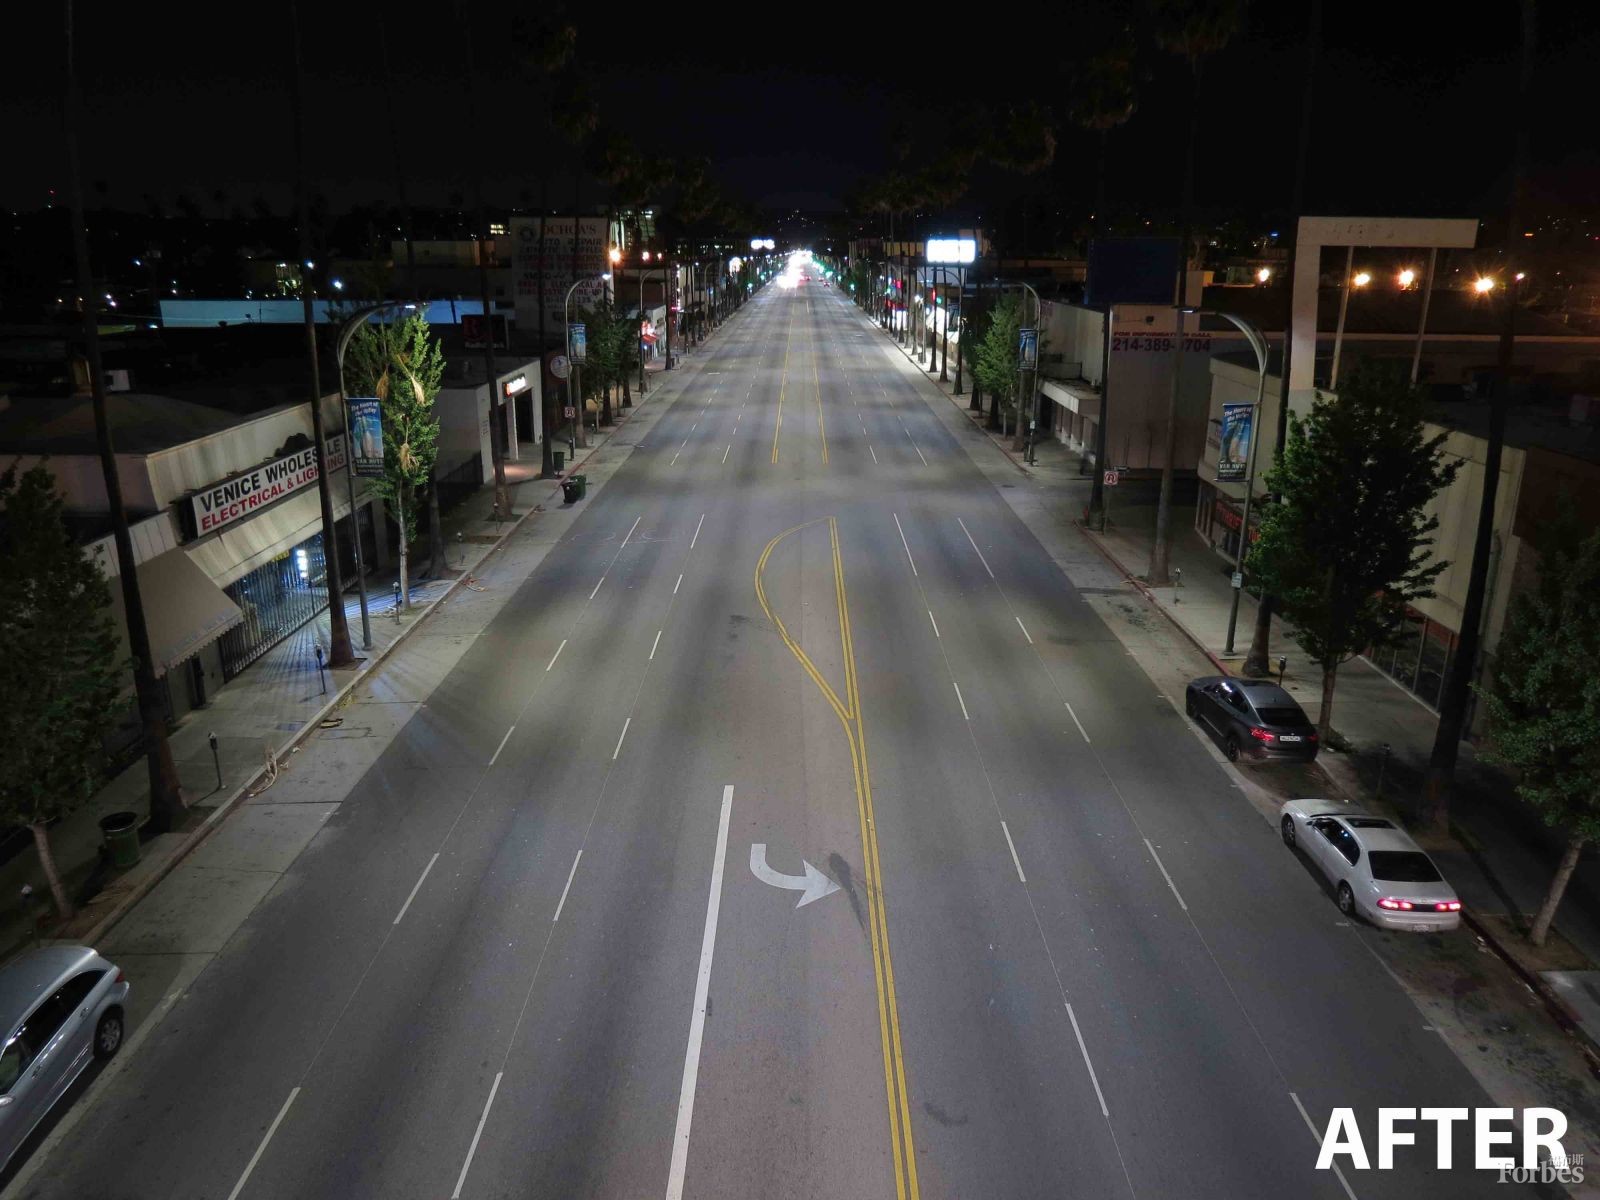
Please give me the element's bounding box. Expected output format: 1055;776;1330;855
1280;799;1462;932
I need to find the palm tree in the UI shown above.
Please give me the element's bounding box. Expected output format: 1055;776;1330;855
1148;0;1246;586
1069;40;1140;247
64;0;186;834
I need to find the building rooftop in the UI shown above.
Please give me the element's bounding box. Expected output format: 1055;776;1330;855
0;392;253;456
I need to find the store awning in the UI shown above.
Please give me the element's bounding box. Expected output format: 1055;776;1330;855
108;549;244;677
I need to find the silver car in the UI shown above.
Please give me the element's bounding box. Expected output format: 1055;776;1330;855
0;946;129;1170
1280;799;1462;932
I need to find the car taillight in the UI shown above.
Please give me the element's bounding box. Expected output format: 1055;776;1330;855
1438;901;1462;912
1378;898;1414;910
1249;727;1275;742
115;969;126;983
1307;732;1319;741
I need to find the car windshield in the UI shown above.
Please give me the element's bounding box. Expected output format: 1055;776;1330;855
1368;851;1443;883
1254;707;1309;726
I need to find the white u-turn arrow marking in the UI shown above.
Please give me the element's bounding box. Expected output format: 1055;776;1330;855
749;844;841;908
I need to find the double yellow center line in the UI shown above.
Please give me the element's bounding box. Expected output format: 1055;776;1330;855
754;519;919;1199
770;295;829;466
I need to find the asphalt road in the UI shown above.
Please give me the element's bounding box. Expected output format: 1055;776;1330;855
20;278;1530;1199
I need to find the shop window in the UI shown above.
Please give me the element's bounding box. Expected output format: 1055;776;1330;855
218;533;329;680
1387;608;1426;692
1415;618;1456;709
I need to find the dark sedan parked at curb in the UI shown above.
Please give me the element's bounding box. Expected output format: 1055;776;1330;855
0;946;128;1172
1184;676;1320;762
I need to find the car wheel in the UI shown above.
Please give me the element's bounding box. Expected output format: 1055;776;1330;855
93;1010;123;1061
1223;735;1240;762
1281;816;1296;848
1337;883;1356;918
1185;694;1198;719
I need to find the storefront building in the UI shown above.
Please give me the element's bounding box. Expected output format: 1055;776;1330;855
0;390;382;747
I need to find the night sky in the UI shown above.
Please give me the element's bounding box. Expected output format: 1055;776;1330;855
4;1;1598;223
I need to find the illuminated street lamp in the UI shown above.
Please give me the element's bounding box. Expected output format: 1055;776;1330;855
1352;271;1372;288
1398;268;1417;289
1256;266;1272;283
1474;276;1497;293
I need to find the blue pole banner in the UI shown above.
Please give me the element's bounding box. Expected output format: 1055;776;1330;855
1217;402;1254;483
348;397;385;478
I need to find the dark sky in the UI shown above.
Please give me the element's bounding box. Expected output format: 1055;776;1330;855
5;1;1598;222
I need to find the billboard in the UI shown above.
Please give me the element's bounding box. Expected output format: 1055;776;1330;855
512;216;610;335
1216;402;1254;482
1085;237;1181;308
347;398;384;478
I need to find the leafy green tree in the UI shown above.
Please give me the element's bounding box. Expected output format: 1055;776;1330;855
973;297;1023;435
343;313;444;612
1476;518;1600;946
1246;363;1459;738
0;466;123;918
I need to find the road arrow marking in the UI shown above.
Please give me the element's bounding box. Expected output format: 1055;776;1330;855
749;843;841;908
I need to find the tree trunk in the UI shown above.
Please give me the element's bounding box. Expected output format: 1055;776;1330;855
426;468;444;578
540;390;555;478
31;823;72;920
1317;661;1337;741
397;489;410;613
1530;832;1585;947
621;364;632;409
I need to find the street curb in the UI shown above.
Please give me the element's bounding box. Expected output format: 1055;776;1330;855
1070;520;1237;678
874;320;1034;477
1460;910;1600;1077
70;316;735;953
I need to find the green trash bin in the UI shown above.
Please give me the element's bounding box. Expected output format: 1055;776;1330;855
574;474;588;499
552;450;565;473
99;812;141;869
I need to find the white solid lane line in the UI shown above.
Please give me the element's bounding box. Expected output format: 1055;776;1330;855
490;725;515;766
957;516;995;578
892;512;919;576
1065;701;1091;743
953;680;970;721
1001;820;1027;883
620;515;642;549
613;717;631;760
691;513;705;550
545;639;567;672
1290;1093;1360;1200
1065;1004;1110;1118
590;576;605;600
664;785;735;1200
1016;616;1034;645
452;1072;504;1200
553;849;583;923
392;853;441;925
927;609;941;639
1143;838;1188;912
650;630;663;661
225;1087;300;1200
674;573;683;595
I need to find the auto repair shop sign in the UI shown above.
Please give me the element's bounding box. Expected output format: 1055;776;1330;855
188;435;347;537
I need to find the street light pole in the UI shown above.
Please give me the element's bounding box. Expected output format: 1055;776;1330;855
1184;308;1270;655
563;276;597;451
334;302;412;650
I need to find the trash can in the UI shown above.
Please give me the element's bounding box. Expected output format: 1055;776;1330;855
552;450;565;473
562;478;581;504
99;812;141;869
573;474;588;499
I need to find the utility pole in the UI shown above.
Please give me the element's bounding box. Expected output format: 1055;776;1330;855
289;0;355;668
459;1;510;516
1426;0;1536;831
65;0;186;834
1245;0;1321;678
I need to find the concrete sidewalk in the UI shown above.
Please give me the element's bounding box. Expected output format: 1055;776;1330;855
0;322;730;963
883;324;1600;971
